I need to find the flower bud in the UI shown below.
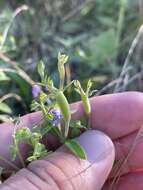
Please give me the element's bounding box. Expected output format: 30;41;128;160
32;85;41;98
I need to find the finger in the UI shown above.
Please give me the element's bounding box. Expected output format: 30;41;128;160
103;172;143;190
16;92;143;140
0;130;115;190
72;91;143;139
1;91;143;167
110;128;143;177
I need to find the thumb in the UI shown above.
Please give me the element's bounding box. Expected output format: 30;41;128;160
0;130;115;190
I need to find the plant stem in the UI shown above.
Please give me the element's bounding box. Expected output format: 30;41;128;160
13;124;26;168
63;80;75;92
64;121;70;138
60;76;65;91
116;0;127;49
14;139;26;168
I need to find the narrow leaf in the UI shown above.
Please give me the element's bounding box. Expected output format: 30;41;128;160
0;102;12;114
37;61;45;80
0;72;9;81
9;145;17;161
65;139;87;160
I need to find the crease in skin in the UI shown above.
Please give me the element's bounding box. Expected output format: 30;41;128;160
24;175;44;190
111;128;143;177
43;159;76;190
27;165;60;190
28;159;73;190
109;129;143;190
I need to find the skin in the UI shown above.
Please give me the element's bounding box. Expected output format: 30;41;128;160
0;91;143;189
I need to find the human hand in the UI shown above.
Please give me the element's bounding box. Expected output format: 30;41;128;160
0;91;143;190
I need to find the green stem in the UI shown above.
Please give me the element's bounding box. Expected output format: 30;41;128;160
116;0;127;49
41;102;47;116
59;76;65;90
12;123;26;168
14;139;25;168
64;121;70;138
63;80;75;92
87;115;91;129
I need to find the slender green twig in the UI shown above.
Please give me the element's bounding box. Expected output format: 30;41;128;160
116;0;127;49
13;123;26;168
114;25;143;92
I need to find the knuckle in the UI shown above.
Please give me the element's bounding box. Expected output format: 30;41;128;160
1;168;49;190
28;159;74;190
28;152;82;190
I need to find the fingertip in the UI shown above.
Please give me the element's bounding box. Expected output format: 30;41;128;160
75;130;115;190
76;130;115;164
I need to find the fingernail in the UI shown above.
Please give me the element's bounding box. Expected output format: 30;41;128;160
76;130;115;163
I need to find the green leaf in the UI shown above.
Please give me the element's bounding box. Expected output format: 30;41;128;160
65;139;87;160
70;120;86;129
98;17;115;27
71;128;81;138
29;132;42;147
30;100;40;111
0;72;9;81
0;114;10;122
6;72;31;99
9;145;17;161
0;102;12;114
87;29;117;67
38;61;45;80
15;128;31;142
27;143;48;162
47;77;54;88
34;143;46;155
27;155;37;162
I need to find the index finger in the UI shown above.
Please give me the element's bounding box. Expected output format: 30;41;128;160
72;91;143;139
25;91;143;139
0;91;143;168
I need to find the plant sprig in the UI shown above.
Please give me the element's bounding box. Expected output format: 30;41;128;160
9;53;96;175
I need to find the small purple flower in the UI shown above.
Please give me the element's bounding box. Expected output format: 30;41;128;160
32;85;41;98
51;109;63;127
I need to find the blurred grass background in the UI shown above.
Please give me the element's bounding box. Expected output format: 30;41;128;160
0;0;143;121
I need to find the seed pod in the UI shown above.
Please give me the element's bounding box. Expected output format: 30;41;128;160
55;90;71;137
81;94;91;116
74;80;91;116
58;53;69;90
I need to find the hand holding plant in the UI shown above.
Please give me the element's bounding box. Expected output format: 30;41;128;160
10;53;95;164
0;55;143;190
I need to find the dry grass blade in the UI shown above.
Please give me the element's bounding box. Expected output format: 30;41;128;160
114;25;143;92
0;93;22;102
96;79;121;95
0;52;34;85
0;5;29;50
109;126;143;190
